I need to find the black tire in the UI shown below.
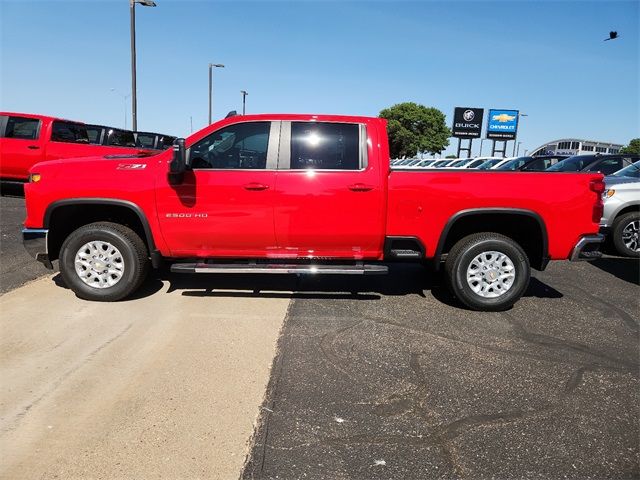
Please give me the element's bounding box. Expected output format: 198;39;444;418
611;212;640;258
444;233;530;311
59;222;149;301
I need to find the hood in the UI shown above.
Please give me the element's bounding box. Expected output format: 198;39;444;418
604;176;640;188
30;151;165;173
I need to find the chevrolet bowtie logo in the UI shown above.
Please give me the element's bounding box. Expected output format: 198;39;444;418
492;113;516;122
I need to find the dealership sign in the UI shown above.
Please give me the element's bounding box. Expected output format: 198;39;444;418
452;107;484;138
487;109;519;140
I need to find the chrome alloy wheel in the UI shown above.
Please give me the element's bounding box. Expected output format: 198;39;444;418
622;220;640;252
466;250;516;298
74;241;125;289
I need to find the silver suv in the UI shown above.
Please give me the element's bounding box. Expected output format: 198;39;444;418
601;161;640;257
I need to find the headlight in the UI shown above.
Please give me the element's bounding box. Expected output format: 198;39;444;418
29;173;42;183
603;189;615;198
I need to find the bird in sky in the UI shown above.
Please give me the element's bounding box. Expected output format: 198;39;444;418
604;31;619;41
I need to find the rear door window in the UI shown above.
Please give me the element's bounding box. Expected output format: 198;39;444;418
51;121;90;144
290;122;362;170
106;129;136;147
85;126;104;144
136;133;156;149
4;116;40;140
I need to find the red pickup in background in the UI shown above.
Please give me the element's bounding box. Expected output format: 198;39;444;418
0;112;155;181
21;114;605;311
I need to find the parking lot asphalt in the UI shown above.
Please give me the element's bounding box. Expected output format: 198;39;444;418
0;186;52;294
1;192;639;479
242;261;640;479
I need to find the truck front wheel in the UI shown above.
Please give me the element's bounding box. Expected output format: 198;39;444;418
59;222;149;301
444;233;530;311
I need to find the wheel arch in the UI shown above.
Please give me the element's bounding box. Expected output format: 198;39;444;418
44;198;158;265
612;203;640;221
434;208;549;271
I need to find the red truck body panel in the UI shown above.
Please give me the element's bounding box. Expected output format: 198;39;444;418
23;114;603;264
0;112;151;181
386;171;602;260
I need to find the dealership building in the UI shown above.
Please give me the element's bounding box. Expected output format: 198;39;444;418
530;138;624;157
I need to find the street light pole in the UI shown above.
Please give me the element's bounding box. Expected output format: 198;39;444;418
241;90;248;115
130;0;156;132
109;89;131;129
517;141;522;156
208;63;225;124
512;113;528;156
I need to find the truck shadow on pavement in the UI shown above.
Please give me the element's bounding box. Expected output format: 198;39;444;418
52;273;166;301
590;257;640;286
0;182;25;198
160;264;563;309
51;264;563;308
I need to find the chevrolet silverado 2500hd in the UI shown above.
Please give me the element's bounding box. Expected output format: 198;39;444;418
22;114;605;311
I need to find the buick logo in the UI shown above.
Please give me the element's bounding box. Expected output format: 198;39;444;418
463;109;475;121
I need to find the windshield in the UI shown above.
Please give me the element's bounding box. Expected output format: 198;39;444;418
496;157;529;171
612;160;640;178
546;155;596;172
433;160;450;167
476;159;502;170
158;135;176;149
451;159;470;167
466;159;485;168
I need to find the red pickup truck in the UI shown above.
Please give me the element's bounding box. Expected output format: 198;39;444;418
22;114;605;311
0;112;149;182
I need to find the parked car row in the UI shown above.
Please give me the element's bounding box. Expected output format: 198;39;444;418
0;112;175;182
392;153;637;176
392;154;640;258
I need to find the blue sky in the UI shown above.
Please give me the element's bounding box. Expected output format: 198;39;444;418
1;0;638;156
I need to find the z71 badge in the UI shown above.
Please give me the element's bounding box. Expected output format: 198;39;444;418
117;163;147;170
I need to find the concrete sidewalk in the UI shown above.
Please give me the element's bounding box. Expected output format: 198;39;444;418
0;276;289;479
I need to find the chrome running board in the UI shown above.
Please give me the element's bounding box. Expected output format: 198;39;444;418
170;262;388;275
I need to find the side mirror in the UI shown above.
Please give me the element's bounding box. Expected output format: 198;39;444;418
170;138;186;174
169;138;187;183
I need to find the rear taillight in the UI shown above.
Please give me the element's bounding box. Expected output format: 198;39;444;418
589;178;605;195
590;178;605;223
592;203;603;223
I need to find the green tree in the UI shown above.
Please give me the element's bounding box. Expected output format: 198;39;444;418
445;154;457;159
620;138;640;154
379;102;451;158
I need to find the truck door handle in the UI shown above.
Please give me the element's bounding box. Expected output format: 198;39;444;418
27;145;40;150
348;183;374;192
243;182;269;191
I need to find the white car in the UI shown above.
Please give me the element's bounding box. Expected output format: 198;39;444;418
475;157;507;170
460;158;488;169
490;157;518;169
428;159;459;168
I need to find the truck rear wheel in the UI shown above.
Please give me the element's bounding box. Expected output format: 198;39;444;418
59;222;149;301
612;212;640;257
444;233;530;311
